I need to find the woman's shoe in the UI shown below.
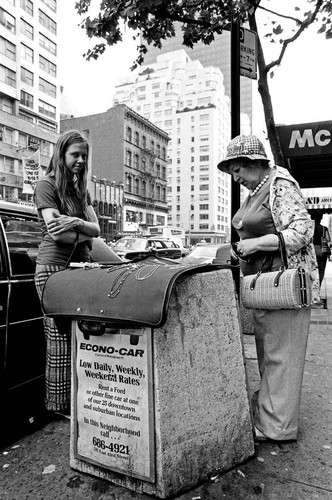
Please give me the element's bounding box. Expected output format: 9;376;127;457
254;426;297;443
254;426;268;441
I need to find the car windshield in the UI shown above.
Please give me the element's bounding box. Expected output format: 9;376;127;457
190;245;218;258
114;238;147;251
163;241;176;248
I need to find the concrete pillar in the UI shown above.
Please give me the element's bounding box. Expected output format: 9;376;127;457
70;269;254;498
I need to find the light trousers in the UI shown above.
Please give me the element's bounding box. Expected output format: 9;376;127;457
252;307;311;440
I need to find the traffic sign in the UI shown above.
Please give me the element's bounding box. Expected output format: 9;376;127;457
239;27;257;79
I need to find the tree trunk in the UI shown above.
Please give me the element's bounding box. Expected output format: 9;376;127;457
249;13;286;168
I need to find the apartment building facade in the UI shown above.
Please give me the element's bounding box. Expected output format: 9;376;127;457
113;50;232;244
0;0;59;202
143;24;253;125
61;104;169;241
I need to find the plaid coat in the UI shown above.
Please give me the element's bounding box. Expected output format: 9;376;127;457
269;166;320;302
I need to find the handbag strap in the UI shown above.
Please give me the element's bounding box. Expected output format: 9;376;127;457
64;231;79;269
249;232;287;290
278;232;288;270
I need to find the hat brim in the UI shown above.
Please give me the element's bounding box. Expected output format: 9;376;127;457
217;154;269;172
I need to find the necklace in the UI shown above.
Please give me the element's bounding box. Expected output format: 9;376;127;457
249;171;270;197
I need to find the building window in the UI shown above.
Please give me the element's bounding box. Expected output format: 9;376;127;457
0;155;15;174
20;18;34;40
0;36;16;61
200;155;209;162
21;0;33;16
135;178;139;195
20;90;33;108
39;77;56;98
40;0;57;13
0;8;16;34
126;126;132;142
21;43;34;63
38;119;56;131
199;224;209;230
39;9;57;35
199;184;209;191
40;140;51;156
39;33;57;56
0;64;16;87
19;111;34;122
146;214;154;226
134;131;139;146
21;67;34;86
134;154;139;169
39;99;56;118
126;149;132;167
1;96;13;114
199;214;209;220
126;176;132;193
39;55;56;77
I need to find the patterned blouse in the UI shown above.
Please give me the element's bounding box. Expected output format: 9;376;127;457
269;165;320;302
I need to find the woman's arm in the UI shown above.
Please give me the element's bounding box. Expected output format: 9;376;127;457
236;234;279;257
272;178;314;251
41;206;100;243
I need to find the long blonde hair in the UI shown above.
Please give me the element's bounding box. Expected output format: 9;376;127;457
46;130;90;218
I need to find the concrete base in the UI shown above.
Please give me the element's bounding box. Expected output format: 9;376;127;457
70;269;254;498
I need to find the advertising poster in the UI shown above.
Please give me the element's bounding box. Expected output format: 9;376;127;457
73;325;155;482
22;149;42;194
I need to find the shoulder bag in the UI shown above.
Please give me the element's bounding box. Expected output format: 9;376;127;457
321;227;331;255
241;233;311;310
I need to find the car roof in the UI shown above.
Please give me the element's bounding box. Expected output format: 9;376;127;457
0;201;38;218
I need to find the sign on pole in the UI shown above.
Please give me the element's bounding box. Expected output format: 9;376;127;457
239;27;257;79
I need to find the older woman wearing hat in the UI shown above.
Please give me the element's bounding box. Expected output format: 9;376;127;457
218;135;319;442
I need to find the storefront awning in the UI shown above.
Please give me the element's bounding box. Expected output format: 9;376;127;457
277;121;332;189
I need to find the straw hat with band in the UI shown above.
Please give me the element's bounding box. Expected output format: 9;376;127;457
217;135;270;173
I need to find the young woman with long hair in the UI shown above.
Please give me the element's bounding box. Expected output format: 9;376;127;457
34;130;100;415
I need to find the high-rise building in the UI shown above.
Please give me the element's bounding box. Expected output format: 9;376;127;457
61;104;170;241
143;24;253;123
113;50;234;244
0;0;59;202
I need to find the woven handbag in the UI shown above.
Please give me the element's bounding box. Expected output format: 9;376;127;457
241;233;311;310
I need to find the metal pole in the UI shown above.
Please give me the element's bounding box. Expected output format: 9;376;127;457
231;17;241;293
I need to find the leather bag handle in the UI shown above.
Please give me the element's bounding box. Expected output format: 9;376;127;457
250;232;287;290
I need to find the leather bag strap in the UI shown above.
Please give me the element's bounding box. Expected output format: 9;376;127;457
277;232;288;270
250;232;287;290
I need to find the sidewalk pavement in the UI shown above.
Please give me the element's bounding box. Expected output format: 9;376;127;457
1;264;331;500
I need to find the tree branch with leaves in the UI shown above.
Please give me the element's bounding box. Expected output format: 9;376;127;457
75;0;332;166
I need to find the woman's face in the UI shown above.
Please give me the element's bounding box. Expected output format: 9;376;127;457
228;161;261;190
64;142;88;176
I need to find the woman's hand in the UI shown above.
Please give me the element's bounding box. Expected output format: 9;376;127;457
47;214;81;235
236;234;279;258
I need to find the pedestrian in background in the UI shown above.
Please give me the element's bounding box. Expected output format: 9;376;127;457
311;211;331;286
34;130;100;415
218;135;319;442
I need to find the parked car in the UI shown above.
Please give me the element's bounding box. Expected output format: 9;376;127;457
163;238;189;257
111;237;182;260
182;242;231;265
0;201;122;449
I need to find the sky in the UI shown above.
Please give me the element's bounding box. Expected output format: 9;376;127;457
58;1;332;129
